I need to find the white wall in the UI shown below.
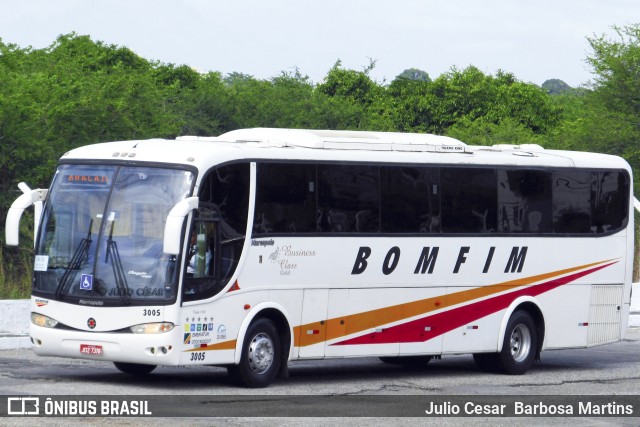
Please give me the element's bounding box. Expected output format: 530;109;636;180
0;299;30;349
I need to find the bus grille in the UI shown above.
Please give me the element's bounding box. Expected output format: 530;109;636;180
587;285;623;346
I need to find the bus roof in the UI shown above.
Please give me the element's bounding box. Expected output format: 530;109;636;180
60;128;631;172
198;127;469;152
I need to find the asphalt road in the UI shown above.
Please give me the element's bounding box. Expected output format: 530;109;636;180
1;332;639;426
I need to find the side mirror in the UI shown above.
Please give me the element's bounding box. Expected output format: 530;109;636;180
163;197;199;255
5;182;48;247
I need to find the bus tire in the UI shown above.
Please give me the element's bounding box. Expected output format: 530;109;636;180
113;362;156;375
496;310;537;375
228;318;281;388
379;355;432;367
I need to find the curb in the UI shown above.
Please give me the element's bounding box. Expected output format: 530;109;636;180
625;327;640;342
0;333;31;350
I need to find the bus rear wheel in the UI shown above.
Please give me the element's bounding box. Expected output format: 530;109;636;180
113;362;156;375
474;310;537;375
228;318;281;388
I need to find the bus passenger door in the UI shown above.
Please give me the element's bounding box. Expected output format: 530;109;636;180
297;289;329;358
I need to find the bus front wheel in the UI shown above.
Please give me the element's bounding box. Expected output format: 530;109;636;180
228;318;281;388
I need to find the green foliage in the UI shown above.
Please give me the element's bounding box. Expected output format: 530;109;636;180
226;70;316;129
0;34;184;298
446;117;543;147
387;78;432;132
317;60;384;107
490;74;561;134
428;66;497;131
562;24;640;192
386;66;560;136
587;25;640;118
541;79;573;95
315;60;391;130
175;71;232;136
0;34;181;199
395;68;431;83
2;29;640;297
0;209;34;299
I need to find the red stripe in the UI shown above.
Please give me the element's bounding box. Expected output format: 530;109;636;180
332;262;615;346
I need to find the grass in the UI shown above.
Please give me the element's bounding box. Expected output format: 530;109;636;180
0;244;33;300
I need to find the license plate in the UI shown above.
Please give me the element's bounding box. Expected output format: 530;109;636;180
80;344;103;356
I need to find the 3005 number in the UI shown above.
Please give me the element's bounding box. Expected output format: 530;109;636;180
190;352;206;361
143;309;161;317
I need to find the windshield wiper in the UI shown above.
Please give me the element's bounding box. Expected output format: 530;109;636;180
105;220;130;304
55;220;93;299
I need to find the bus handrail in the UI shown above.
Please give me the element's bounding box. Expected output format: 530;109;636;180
5;182;48;247
163;196;199;255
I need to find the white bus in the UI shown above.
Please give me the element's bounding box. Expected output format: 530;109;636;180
5;128;634;387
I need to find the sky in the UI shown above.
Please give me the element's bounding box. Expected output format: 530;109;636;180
1;0;639;87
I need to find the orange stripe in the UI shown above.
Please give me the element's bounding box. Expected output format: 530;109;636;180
293;259;615;347
186;339;237;352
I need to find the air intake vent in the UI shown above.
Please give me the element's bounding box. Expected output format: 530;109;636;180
587;285;623;346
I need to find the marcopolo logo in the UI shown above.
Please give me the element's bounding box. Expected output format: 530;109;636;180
87;318;97;329
7;397;40;415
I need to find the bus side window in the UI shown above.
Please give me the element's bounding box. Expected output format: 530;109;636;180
254;163;316;234
497;170;552;233
441;168;497;233
317;164;379;233
591;171;629;233
553;170;592;233
380;166;440;233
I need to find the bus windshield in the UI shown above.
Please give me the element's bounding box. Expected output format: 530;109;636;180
33;164;194;306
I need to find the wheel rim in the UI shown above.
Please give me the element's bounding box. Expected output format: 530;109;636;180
510;323;532;363
248;332;274;374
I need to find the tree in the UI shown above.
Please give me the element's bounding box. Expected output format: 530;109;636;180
316;60;383;106
541;79;573;95
386;77;433;132
587;24;640;120
420;67;560;136
395;68;431;83
489;72;562;134
0;34;185;297
426;66;498;133
315;60;392;130
446;117;543;146
173;71;232;136
580;24;640;189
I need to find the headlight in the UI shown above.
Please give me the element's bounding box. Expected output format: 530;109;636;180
130;322;174;334
31;313;58;328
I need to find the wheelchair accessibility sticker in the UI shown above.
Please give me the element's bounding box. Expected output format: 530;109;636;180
80;274;93;291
